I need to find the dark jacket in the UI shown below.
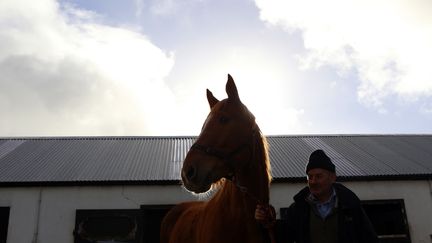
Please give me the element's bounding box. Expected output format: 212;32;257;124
276;183;378;243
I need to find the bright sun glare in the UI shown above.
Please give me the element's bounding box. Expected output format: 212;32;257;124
166;51;304;136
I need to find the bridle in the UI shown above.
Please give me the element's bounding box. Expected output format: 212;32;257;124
190;127;267;203
190;124;258;177
190;140;253;179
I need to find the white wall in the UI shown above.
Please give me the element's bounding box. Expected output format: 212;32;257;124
0;180;431;243
270;180;432;243
0;185;197;243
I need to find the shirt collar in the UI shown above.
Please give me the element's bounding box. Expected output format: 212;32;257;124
307;186;337;205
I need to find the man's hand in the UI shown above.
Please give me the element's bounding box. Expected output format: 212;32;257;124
255;204;276;228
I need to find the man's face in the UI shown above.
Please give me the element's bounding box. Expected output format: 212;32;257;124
307;168;336;200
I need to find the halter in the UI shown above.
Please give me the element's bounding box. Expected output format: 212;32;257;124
190;126;262;201
190;126;257;177
190;141;252;177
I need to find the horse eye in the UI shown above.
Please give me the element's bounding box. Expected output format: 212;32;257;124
219;116;230;124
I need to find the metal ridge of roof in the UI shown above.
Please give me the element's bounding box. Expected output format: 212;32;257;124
0;136;198;140
1;133;432;140
268;133;432;138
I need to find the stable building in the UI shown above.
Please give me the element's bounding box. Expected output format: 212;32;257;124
0;135;431;243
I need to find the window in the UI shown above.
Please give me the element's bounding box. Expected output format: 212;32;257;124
0;207;10;243
141;205;174;243
362;199;411;243
74;206;174;243
74;209;142;243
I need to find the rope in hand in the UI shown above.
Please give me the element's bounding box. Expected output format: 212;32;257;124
233;178;276;243
256;203;277;243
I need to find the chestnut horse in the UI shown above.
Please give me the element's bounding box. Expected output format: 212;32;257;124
160;75;273;243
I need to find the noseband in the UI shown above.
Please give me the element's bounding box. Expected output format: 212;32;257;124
190;128;258;178
190;142;251;164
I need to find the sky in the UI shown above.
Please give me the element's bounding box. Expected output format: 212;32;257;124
0;0;431;136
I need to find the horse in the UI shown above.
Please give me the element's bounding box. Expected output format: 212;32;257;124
160;74;273;243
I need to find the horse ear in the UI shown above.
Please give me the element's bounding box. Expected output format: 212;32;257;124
207;89;219;108
226;74;240;102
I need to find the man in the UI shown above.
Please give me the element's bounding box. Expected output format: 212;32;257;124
256;149;378;243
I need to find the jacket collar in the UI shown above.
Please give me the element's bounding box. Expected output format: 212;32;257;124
294;182;361;209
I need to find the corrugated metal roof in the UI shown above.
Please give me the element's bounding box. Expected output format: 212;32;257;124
0;135;431;186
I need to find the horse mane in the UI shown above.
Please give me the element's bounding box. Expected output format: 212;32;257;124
256;127;272;183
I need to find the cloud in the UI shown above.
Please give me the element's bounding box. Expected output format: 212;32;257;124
0;0;174;136
134;0;145;18
144;0;205;17
146;0;194;17
255;0;432;110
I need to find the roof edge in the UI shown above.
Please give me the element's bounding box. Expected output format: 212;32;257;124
273;174;432;183
0;180;182;187
1;174;431;187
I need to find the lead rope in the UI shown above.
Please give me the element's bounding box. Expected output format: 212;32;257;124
265;205;277;243
246;129;276;243
233;180;276;243
251;130;276;243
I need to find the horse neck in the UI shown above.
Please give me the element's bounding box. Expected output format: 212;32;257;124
234;135;270;205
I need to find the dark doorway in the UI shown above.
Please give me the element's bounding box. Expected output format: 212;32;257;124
141;205;174;243
0;207;10;243
74;209;142;243
362;199;411;243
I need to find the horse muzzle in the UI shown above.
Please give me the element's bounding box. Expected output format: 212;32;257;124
181;162;211;192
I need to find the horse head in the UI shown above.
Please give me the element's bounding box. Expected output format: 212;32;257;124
181;74;259;193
